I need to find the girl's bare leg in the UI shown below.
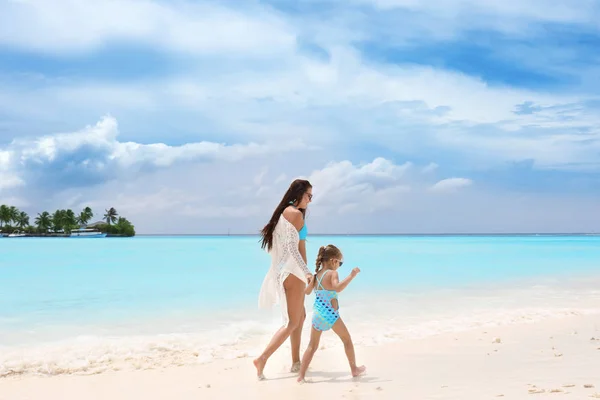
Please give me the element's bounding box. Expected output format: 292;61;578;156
332;318;366;377
297;327;322;382
253;275;305;379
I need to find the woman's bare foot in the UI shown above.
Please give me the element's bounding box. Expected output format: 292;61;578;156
253;356;266;380
351;365;366;377
290;361;301;373
297;375;306;383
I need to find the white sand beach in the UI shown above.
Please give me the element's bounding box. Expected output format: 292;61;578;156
1;313;598;400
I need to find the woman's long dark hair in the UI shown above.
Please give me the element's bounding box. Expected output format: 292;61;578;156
260;179;312;251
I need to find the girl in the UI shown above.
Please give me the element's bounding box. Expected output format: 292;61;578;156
297;244;366;382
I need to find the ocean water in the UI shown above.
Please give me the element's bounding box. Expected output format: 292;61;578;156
1;235;599;377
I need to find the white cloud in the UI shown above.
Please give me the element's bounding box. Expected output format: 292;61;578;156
12;42;600;171
421;162;438;173
0;116;312;189
0;150;24;191
435;128;600;171
0;195;29;208
274;173;287;185
253;167;269;186
2;24;600;173
0;172;25;191
63;156;431;222
66;156;457;231
48;155;295;233
304;157;465;214
32;155;599;235
357;0;599;37
0;0;295;56
85;188;258;220
307;158;410;199
429;177;473;193
364;0;588;19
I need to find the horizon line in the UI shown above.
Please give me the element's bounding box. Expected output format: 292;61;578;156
135;232;598;236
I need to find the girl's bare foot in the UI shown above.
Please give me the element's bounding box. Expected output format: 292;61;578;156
290;361;301;373
297;375;306;383
352;365;366;377
253;356;266;380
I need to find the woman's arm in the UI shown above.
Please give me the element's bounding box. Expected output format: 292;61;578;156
304;277;315;295
288;210;307;264
298;240;307;264
282;208;312;278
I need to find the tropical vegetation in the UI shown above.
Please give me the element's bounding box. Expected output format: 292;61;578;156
0;205;135;237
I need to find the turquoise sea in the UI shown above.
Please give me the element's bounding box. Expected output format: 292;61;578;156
1;235;600;377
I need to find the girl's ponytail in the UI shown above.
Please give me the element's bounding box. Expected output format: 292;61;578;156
315;245;326;274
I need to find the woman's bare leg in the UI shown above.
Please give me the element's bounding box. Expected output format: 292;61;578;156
297;327;322;382
289;305;306;371
253;275;305;379
331;318;366;377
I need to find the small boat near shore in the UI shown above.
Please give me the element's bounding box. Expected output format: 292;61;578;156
0;229;109;238
69;228;107;238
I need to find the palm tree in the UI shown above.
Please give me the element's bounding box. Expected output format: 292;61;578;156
0;204;9;230
16;211;29;229
76;206;94;227
0;204;134;237
51;209;64;232
76;212;87;227
35;211;52;233
63;209;77;233
8;206;19;226
104;207;118;226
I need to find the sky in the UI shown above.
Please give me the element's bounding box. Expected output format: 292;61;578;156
0;0;599;234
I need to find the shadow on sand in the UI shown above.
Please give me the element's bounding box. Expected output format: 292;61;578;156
307;370;391;384
262;369;391;385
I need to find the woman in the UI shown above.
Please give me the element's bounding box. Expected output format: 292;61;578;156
254;179;314;379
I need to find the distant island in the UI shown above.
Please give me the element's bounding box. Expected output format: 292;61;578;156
0;205;135;237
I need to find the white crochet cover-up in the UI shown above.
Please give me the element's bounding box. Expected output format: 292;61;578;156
258;214;311;326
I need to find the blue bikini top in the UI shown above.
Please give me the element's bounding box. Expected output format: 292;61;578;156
289;202;307;240
298;223;307;240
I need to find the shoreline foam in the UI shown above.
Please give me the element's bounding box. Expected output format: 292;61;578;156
1;314;599;399
3;274;600;378
2;301;598;378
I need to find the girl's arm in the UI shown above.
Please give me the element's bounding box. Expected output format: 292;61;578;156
330;269;359;293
